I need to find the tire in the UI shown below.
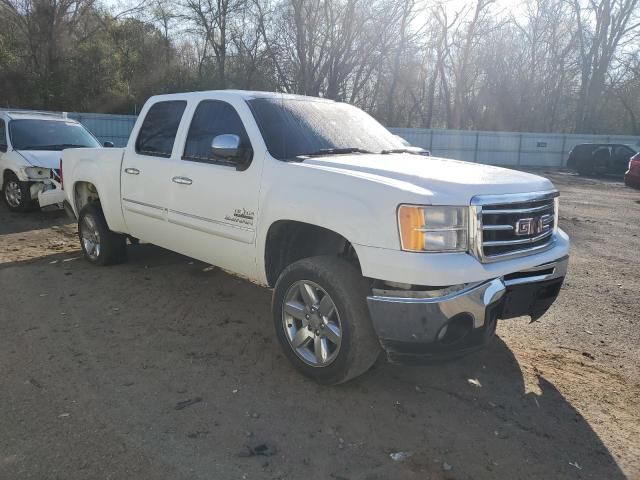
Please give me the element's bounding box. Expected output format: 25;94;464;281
78;203;127;266
576;159;592;176
3;171;37;212
272;256;381;384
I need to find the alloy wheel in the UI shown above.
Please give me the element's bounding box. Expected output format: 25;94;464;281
282;280;343;367
80;215;101;261
4;180;22;208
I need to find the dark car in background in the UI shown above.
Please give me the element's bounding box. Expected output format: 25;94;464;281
567;143;637;176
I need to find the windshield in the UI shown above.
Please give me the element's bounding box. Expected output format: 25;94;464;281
247;98;406;160
9;119;101;150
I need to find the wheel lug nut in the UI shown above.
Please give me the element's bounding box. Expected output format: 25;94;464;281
305;314;310;319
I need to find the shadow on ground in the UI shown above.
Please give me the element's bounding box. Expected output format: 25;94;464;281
0;203;70;236
0;243;625;480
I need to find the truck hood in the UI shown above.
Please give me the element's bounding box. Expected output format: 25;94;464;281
16;150;62;170
302;154;554;203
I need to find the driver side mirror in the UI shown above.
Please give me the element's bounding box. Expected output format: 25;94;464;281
103;141;114;148
211;134;241;159
0;144;7;153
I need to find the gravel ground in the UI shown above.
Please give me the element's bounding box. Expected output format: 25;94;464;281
0;170;638;480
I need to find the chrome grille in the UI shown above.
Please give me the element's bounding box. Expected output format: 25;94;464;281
470;191;558;263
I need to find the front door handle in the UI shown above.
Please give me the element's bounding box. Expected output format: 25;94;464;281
172;176;193;185
124;168;140;175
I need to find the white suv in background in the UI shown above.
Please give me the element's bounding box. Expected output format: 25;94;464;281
0;110;103;212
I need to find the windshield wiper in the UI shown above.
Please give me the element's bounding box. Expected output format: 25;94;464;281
380;147;427;155
19;143;89;150
296;147;373;159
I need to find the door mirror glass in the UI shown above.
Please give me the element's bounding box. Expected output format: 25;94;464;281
0;144;7;153
212;134;241;159
103;141;114;148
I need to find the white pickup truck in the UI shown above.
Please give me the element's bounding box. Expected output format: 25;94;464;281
61;90;569;384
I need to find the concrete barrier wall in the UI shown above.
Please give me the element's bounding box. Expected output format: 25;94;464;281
9;109;639;167
389;127;640;167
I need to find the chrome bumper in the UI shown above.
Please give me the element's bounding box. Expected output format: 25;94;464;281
366;256;568;362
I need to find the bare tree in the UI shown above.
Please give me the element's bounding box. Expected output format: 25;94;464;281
572;0;640;132
1;0;640;133
182;0;248;88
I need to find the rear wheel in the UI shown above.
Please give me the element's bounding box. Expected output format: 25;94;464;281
273;256;380;384
3;172;36;212
78;203;127;265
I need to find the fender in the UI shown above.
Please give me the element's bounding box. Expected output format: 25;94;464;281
255;163;401;284
3;150;32;183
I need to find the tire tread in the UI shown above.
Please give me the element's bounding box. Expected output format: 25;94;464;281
273;255;380;384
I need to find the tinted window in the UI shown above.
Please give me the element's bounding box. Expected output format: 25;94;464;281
183;100;251;164
247;98;404;160
0;120;6;146
8;119;100;150
615;146;634;157
136;101;186;157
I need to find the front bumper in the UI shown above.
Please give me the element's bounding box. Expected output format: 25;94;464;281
367;256;568;363
37;186;65;208
28;177;64;209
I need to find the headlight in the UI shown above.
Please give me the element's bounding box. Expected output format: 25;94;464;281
23;167;51;179
398;205;468;252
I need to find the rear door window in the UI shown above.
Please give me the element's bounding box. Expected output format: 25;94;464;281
135;101;187;157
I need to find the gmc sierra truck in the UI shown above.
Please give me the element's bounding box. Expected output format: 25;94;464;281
61;90;570;384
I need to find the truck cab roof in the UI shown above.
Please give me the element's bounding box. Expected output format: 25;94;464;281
146;89;336;104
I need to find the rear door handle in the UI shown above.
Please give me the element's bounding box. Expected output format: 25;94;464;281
172;176;193;185
124;168;140;175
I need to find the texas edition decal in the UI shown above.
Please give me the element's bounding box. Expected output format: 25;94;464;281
225;208;255;226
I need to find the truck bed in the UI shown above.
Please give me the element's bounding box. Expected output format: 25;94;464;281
62;147;128;233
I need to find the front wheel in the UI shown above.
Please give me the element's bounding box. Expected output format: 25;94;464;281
3;172;36;212
78;203;127;265
272;256;381;384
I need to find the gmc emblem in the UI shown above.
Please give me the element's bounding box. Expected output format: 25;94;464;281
515;216;544;236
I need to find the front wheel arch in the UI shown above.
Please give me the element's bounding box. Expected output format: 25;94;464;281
264;220;361;287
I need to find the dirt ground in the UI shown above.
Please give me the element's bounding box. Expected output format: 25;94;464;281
1;170;639;480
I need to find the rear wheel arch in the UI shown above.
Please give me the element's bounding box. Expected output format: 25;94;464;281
73;181;101;214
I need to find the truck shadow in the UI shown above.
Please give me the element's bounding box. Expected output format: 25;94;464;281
0;244;627;480
0;201;70;236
